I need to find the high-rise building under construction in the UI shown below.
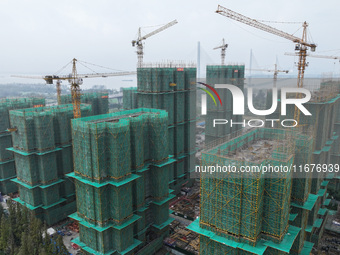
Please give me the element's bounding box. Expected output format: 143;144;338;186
204;65;245;144
123;64;197;193
189;81;340;254
9;104;92;225
60;91;109;115
69;108;175;254
0;97;45;195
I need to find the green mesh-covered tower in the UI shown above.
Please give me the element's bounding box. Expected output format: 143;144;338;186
284;85;340;253
0;97;45;194
61;91;109;115
188;128;312;255
68;108;175;255
205;65;245;145
123;87;138;110
9;104;92;225
123;65;196;193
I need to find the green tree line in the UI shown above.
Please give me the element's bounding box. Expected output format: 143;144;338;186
0;199;69;255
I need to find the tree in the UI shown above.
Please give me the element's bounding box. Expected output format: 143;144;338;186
0;214;9;250
17;232;29;255
56;235;69;254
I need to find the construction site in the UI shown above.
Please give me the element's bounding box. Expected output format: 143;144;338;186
0;3;340;255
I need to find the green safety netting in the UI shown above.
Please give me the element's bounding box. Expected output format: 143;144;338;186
60;92;109;115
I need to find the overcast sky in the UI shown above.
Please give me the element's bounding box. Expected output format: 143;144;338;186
1;0;339;89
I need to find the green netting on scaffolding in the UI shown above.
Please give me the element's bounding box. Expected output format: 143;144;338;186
184;89;196;121
56;146;73;176
307;199;320;226
175;157;185;178
138;68;176;92
184;121;196;153
133;171;146;210
0;161;15;179
0;98;45;193
151;201;170;226
72;108;168;183
0;179;17;194
264;247;287;255
10;104;91;222
199;235;257;255
75;179;133;228
331;123;340;155
41;199;76;226
10;104;91;152
60;91;109;115
262;162;293;243
78;223;136;254
205;65;245;143
122;87;138;110
150;164;170;202
40;184;60;205
290;207;308;254
200;128;295;245
291;133;313;205
71;107;172;254
200;176;264;245
291;229;307;254
0;134;13;162
137;67;196;126
14;152;58;186
284;93;340;151
174;124;184;156
0;97;45;133
18;185;41;207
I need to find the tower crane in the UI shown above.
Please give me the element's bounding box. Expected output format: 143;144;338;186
216;5;317;124
12;58;136;118
132;20;178;68
247;64;289;88
213;38;228;65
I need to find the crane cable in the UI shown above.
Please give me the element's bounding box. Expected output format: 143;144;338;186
53;60;73;75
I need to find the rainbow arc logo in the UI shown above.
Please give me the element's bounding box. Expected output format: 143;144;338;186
198;82;222;115
198;82;222;107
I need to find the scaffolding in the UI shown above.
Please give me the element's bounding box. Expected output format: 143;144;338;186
205;65;245;144
200;129;297;245
187;127;315;254
9;103;92;225
60;91;109;115
283;81;340;253
0;97;45;194
122;66;197;194
123;87;138;110
68;108;175;254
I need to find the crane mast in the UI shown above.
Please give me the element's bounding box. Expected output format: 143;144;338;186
71;58;82;119
216;5;316;125
213;38;228;65
247;64;289;88
132;20;178;68
56;80;61;105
